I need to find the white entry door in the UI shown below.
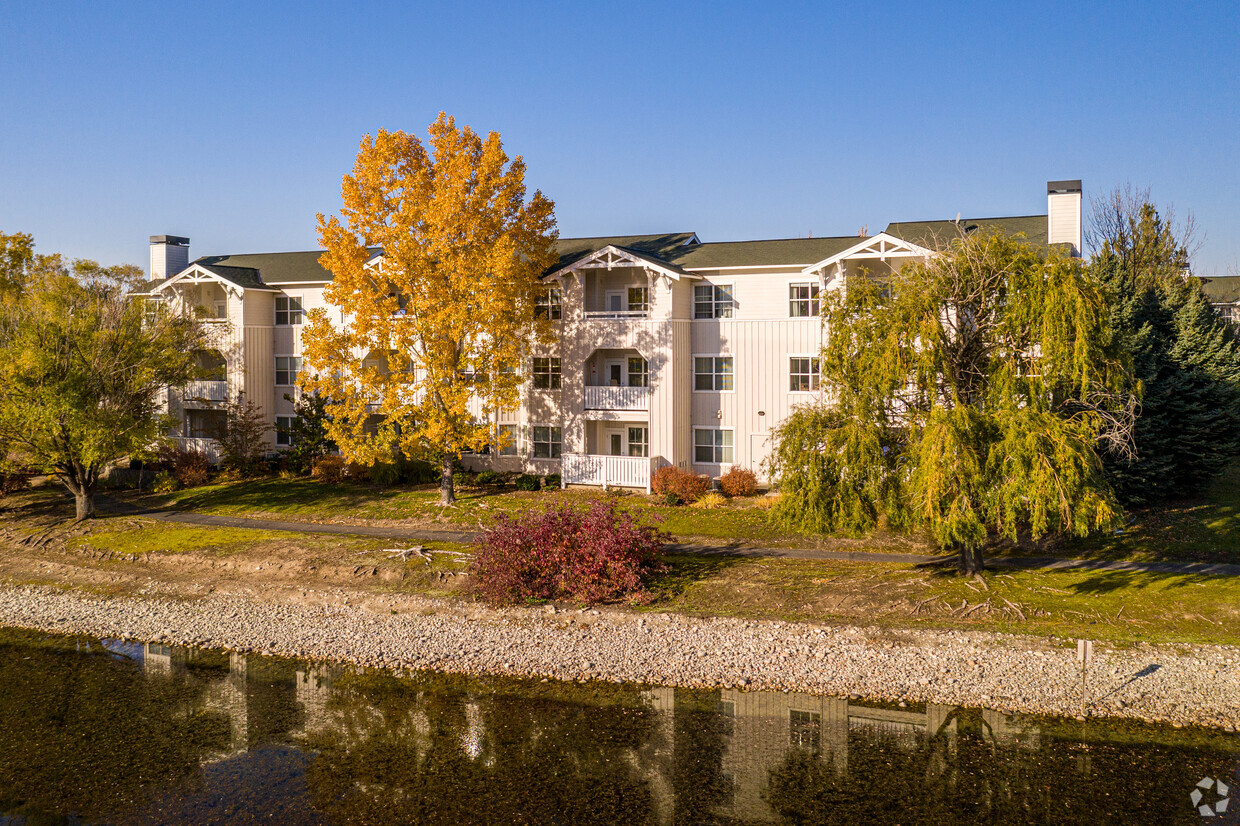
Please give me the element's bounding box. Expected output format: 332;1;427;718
606;428;624;456
605;290;625;313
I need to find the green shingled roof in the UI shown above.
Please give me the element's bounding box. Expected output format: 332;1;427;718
551;232;699;272
884;215;1050;249
669;236;860;269
1201;275;1240;304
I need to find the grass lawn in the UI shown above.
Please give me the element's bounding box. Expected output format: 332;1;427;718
653;553;1240;647
68;521;303;556
1054;464;1240;564
139;478;853;548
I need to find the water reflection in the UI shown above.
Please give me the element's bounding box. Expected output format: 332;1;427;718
0;630;1234;824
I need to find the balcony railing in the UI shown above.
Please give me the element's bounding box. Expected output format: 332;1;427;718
561;453;654;493
582;385;649;411
584;310;649;320
181;380;228;402
169;436;221;462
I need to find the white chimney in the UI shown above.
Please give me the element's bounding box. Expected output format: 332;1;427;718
1046;181;1082;257
149;235;190;281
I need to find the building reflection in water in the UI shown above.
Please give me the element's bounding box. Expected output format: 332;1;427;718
83;641;1228;825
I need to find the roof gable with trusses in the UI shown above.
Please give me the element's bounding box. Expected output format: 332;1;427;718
150;263;276;297
801;232;934;279
548;244;697;282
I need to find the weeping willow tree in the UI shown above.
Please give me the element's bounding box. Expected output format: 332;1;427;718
768;231;1136;573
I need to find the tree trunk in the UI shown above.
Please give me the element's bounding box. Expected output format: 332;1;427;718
74;489;96;521
440;454;456;506
956;543;985;575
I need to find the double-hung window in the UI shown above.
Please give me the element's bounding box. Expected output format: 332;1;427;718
627;426;648;457
694;284;735;319
788;283;820;317
275;296;303;325
627;356;649;387
789;357;821;392
275;416;297;446
694;356;733;391
497;423;519;456
532;357;561;389
143;297;164;325
532;425;562;458
694;428;734;464
536;287;562;320
275;356;302;386
627;286;650;313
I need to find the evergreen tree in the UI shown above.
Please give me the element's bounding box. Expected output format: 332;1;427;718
1090;198;1240;503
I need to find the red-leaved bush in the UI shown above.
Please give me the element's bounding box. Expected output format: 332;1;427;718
719;466;758;497
469;501;667;606
651;465;710;504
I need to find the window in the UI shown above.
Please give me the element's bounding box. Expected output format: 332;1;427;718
532;357;561;389
789;283;820;317
694;284;735;319
694;356;734;391
275;296;303;325
789;710;821;751
143;297;164;325
275;416;297;446
497;424;519;456
789;357;820;392
532;425;562;459
536;287;562;320
628;426;648;457
275;356;302;386
627;286;650;313
627;356;649;387
694;429;733;463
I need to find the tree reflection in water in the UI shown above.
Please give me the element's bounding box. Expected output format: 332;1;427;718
0;631;1234;825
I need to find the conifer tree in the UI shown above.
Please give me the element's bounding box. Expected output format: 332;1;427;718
1089;194;1240;503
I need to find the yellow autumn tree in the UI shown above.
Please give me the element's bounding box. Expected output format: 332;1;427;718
301;113;557;504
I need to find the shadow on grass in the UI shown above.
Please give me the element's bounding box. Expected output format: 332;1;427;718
1066;570;1223;595
649;552;748;600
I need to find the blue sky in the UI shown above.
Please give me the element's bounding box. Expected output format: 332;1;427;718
2;1;1237;274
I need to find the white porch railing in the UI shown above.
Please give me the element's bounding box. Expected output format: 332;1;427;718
582;385;649;411
181;380;228;402
584;310;649;320
169;436;221;462
561;453;653;493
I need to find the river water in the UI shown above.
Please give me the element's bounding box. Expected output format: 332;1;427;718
0;628;1235;825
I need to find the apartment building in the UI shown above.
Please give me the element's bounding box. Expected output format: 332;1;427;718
136;180;1082;491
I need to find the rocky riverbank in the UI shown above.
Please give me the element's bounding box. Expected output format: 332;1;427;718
0;583;1236;730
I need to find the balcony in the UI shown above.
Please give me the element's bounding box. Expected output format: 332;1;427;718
583;385;648;411
561;453;654;493
181;380;228;402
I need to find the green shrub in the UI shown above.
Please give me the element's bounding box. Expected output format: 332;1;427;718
514;473;541;492
651;465;710;504
369;461;400;487
719;466;759;497
400;458;440;485
662;492;682;506
313;455;347;484
476;470;504;486
543;473;561;489
152;471;179;494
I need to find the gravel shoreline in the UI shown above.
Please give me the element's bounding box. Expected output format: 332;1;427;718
0;583;1236;729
